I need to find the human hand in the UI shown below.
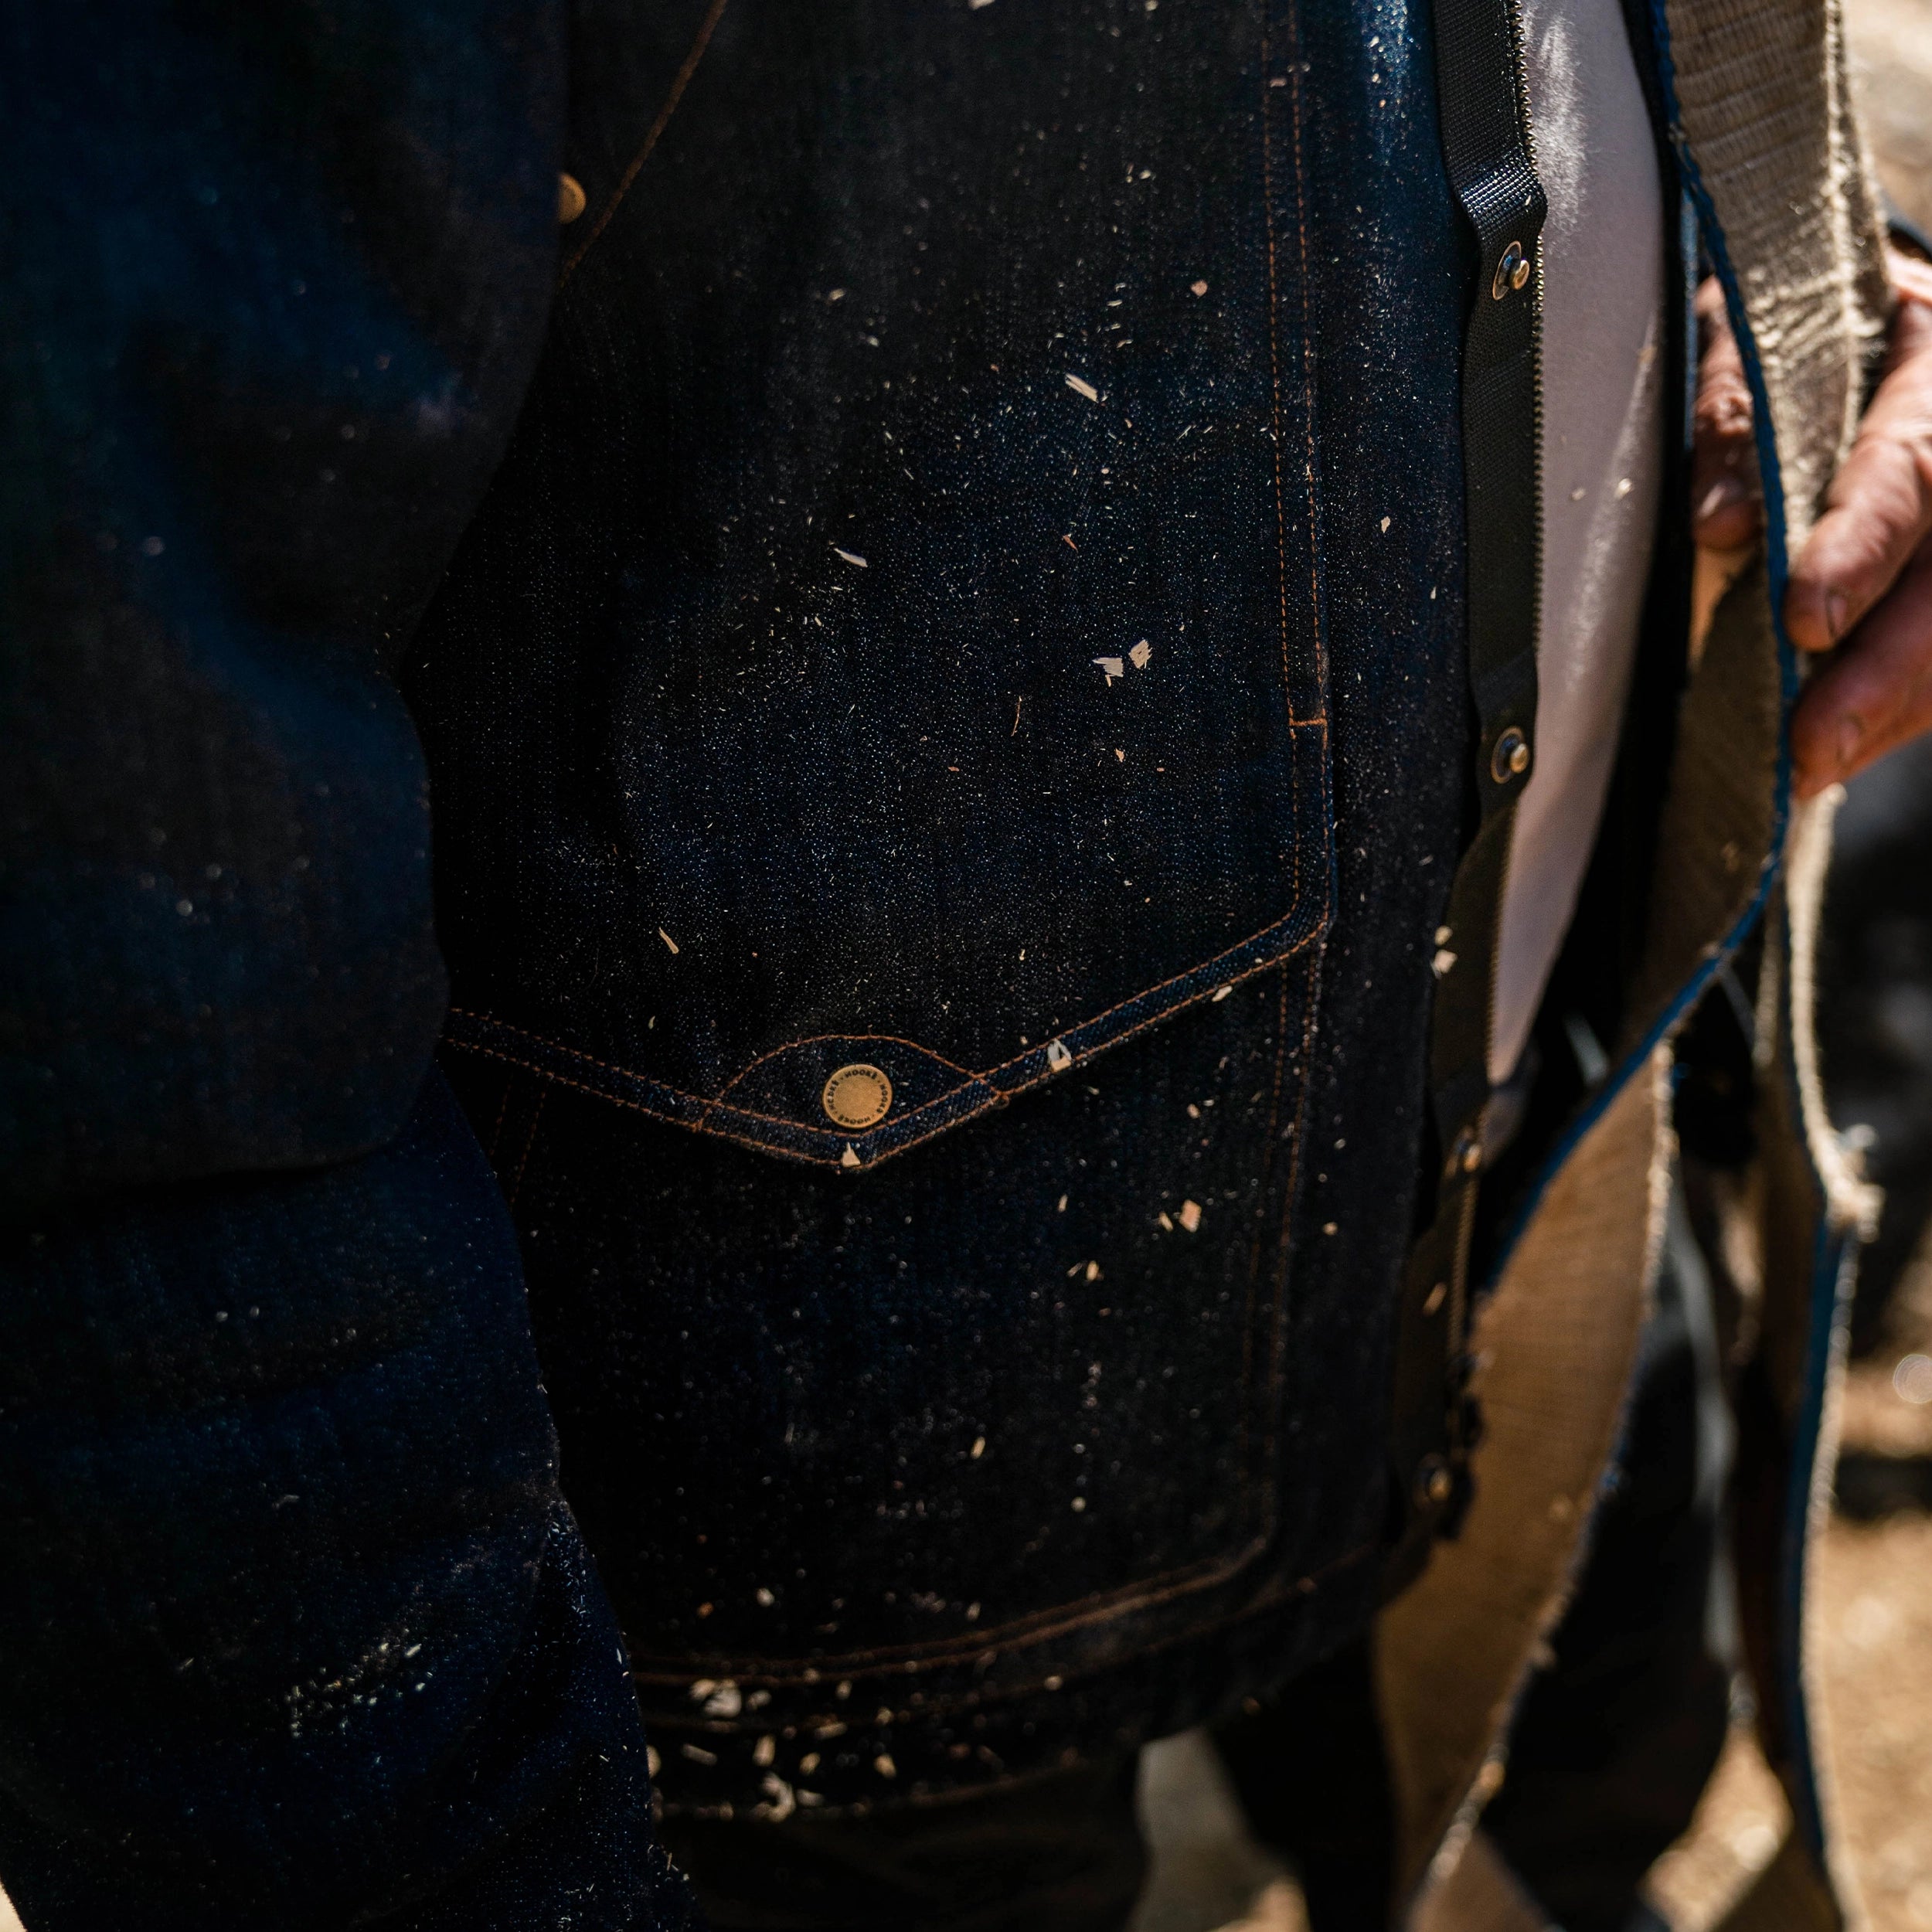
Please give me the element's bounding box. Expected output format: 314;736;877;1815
1691;255;1932;798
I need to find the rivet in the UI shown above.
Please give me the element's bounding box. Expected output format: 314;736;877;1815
823;1063;893;1131
1490;726;1531;784
1417;1454;1454;1508
558;172;587;224
1491;240;1529;300
1448;1129;1482;1177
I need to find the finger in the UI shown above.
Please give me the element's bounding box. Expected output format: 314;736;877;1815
1894;250;1932;308
1791;532;1932;797
1786;285;1932;653
1692;277;1764;549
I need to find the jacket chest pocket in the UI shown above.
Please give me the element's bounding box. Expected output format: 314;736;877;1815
430;0;1332;1169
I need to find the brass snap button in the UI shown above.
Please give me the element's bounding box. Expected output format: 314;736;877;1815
822;1063;893;1131
1416;1454;1455;1508
1489;726;1531;784
1491;240;1531;300
558;172;587;224
1447;1128;1482;1177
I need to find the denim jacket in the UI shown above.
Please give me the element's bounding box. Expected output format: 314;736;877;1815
0;0;1883;1925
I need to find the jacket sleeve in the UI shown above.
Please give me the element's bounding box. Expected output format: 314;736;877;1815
0;5;698;1926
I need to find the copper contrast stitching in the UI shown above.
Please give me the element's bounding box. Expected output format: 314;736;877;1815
457;1017;992;1146
1287;32;1328;696
447;1034;832;1141
642;1547;1256;1679
696;1031;995;1134
632;1521;1381;1696
450;1011;866;1138
560;0;732;284
713;1032;985;1096
642;1534;1381;1712
448;908;1329;1151
1262;21;1294;726
1250;937;1325;1483
445;917;1325;1174
1238;1;1332;1498
1236;961;1294;1466
449;1035;1005;1173
450;866;1327;1137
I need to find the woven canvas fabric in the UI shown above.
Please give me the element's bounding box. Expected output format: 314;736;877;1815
1378;0;1892;1919
1665;0;1888;549
1378;1049;1674;1910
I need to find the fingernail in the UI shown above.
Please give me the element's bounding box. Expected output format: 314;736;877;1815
1827;589;1849;639
1697;478;1743;522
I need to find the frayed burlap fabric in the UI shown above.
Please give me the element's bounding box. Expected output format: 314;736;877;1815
1376;1;1890;1925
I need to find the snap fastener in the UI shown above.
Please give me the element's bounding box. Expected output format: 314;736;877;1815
1490;726;1531;784
823;1063;893;1130
558;172;587;224
1416;1454;1454;1508
1491;240;1530;299
1448;1128;1482;1177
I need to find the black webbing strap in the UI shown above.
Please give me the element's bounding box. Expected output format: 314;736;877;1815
1386;0;1546;1584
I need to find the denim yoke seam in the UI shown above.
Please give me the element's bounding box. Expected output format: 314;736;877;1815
559;0;732;287
449;0;1363;1689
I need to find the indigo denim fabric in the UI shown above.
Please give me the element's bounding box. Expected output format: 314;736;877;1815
7;0;1479;1915
413;0;1474;1810
0;1076;696;1932
2;2;696;1924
